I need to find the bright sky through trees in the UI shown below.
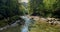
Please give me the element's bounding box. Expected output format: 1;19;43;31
21;0;28;3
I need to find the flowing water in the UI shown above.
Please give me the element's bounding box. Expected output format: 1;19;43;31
21;15;32;32
0;15;34;32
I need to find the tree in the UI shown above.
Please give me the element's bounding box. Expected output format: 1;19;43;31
53;0;60;18
0;0;21;27
28;0;43;16
0;0;20;19
28;0;60;18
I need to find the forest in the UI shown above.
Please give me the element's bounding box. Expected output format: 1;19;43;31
0;0;60;32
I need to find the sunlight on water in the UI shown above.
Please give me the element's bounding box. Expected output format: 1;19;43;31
21;16;31;32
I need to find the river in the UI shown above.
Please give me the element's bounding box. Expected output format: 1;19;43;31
20;15;33;32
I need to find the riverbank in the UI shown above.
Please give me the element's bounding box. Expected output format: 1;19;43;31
29;19;60;32
0;16;60;32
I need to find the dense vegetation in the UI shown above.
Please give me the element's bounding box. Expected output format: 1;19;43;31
0;0;60;32
0;0;60;27
28;0;60;18
0;0;21;27
0;0;28;27
0;0;20;19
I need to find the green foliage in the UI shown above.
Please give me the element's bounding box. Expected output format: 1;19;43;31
0;20;8;27
0;0;20;19
0;15;20;27
0;0;21;27
52;0;60;18
28;0;43;16
43;0;57;10
28;0;60;18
